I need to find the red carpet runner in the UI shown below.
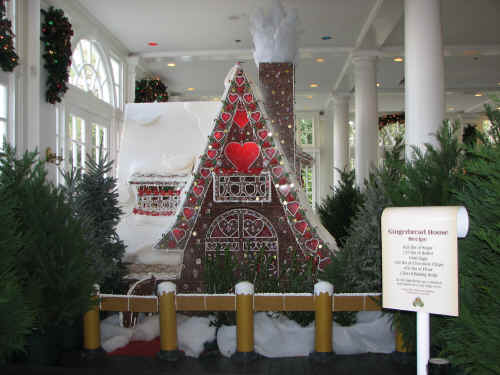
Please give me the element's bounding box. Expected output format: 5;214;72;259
108;337;161;357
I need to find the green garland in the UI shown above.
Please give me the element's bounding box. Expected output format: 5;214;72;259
0;0;18;72
40;6;73;104
379;112;405;129
135;78;169;103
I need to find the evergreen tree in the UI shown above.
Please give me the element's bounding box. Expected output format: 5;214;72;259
62;151;126;293
438;103;500;374
0;179;34;363
0;144;96;331
318;168;364;245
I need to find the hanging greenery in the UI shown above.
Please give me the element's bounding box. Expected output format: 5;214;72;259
0;0;18;72
40;6;73;104
135;78;169;103
379;112;405;129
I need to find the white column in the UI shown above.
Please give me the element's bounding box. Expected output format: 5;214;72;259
353;56;378;187
405;0;445;158
126;56;140;103
16;0;41;152
332;95;350;188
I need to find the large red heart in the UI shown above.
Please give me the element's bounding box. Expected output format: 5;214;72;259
306;239;319;251
224;142;260;172
233;110;249;129
221;112;232;123
228;94;239;104
251;112;261;122
183;207;195;220
172;228;186;242
295;221;308;234
287;202;299;216
214;131;225;141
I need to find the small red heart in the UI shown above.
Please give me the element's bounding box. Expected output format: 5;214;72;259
183;207;195;220
272;167;283;177
287;193;295;202
233;109;249;129
221;112;231;123
224;142;260;172
257;130;268;141
214;131;225;141
228;94;238;104
193;185;204;196
235;76;245;86
251;112;261;122
207;149;217;159
248;103;257;111
265;148;276;159
200;168;211;178
168;240;177;249
287;201;299;215
279;177;288;185
189;196;197;204
243;94;253;103
278;184;291;196
295;221;308;234
295;212;303;221
306;239;319;251
304;231;313;239
172;228;186;242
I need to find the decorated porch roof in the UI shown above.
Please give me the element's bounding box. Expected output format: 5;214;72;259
154;64;337;268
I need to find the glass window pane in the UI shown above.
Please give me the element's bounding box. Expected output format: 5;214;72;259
0;120;7;148
110;57;120;84
0;84;7;119
81;39;90;63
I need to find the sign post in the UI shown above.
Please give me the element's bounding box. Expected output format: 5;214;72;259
381;206;468;375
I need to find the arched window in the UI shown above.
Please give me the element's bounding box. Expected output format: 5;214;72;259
69;39;114;106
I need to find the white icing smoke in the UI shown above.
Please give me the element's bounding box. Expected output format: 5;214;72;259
250;0;298;65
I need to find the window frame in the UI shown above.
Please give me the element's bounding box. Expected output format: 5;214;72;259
69;38;122;109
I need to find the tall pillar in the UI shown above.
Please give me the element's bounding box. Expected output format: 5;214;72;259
16;0;41;152
405;0;445;158
333;95;350;187
353;56;378;187
126;56;140;104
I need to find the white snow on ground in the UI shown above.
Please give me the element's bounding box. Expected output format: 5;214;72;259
100;311;394;358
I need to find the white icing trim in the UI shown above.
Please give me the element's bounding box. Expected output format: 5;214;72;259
157;281;177;295
235;281;254;295
314;281;333;296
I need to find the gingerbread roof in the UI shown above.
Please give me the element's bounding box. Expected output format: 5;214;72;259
154;64;337;270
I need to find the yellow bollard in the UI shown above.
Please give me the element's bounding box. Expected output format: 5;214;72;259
157;282;183;361
232;281;257;361
83;284;103;356
395;329;408;352
311;281;334;362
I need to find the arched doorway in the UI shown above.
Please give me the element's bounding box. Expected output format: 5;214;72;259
205;208;279;273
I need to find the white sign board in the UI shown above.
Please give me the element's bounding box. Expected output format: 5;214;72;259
381;206;467;317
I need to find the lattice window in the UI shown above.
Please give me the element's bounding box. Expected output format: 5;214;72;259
213;172;271;202
130;183;185;216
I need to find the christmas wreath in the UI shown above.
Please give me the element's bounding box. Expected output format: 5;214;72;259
40;6;73;104
379;112;405;129
135;78;169;103
0;0;18;72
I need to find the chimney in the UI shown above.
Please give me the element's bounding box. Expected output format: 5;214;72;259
258;63;296;172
